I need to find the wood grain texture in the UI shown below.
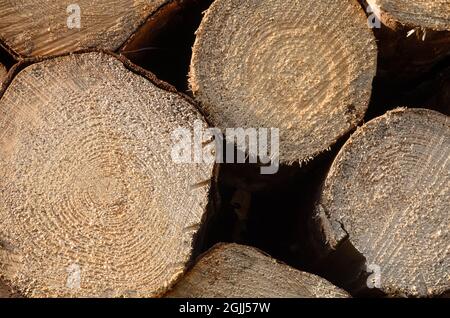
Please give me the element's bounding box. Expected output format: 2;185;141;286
189;0;377;164
367;0;450;31
0;52;215;297
365;0;450;84
0;278;20;298
0;62;6;85
0;0;169;57
0;279;11;298
166;243;349;298
315;108;449;297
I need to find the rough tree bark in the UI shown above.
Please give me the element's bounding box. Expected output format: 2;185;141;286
166;243;349;298
0;0;169;57
189;0;377;164
313;108;449;297
0;52;215;297
365;0;450;83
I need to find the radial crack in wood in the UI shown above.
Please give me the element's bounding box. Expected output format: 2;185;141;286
0;52;215;297
166;243;349;298
0;0;170;57
315;108;449;297
189;0;377;164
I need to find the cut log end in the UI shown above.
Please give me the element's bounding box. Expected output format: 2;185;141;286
0;0;169;57
166;243;349;298
189;0;377;164
0;52;215;297
365;0;450;85
317;108;449;297
367;0;450;31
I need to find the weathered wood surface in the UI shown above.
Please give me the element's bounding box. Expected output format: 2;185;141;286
367;0;450;31
167;243;349;298
314;108;449;297
365;0;450;83
0;52;215;297
189;0;377;164
0;62;6;85
0;0;169;57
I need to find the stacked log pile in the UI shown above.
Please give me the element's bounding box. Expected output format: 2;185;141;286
0;0;448;298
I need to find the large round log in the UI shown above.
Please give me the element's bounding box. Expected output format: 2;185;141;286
314;108;449;297
189;0;377;164
166;243;349;298
0;52;215;297
0;0;169;57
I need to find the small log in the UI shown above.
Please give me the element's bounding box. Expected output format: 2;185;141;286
314;108;449;297
0;0;169;57
166;243;349;298
0;52;215;297
189;0;377;164
365;0;450;83
367;0;450;31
